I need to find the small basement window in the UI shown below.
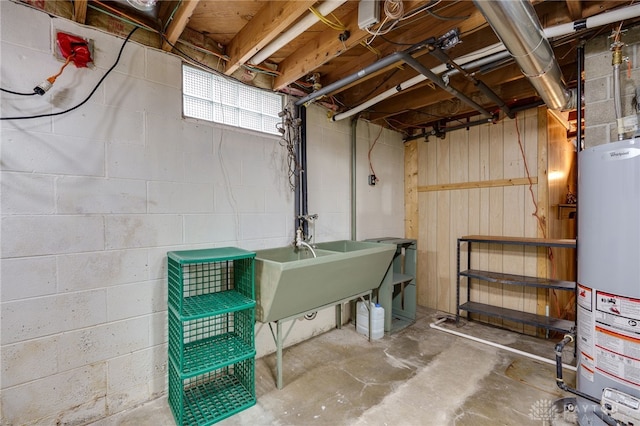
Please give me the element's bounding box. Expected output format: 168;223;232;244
182;64;283;136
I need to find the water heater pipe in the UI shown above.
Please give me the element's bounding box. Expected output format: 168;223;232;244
612;41;625;141
576;42;584;151
430;318;577;371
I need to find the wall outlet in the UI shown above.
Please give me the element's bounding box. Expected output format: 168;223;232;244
369;174;377;186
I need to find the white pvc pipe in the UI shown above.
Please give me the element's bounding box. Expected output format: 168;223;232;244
429;318;578;372
544;3;640;39
249;0;347;66
332;3;640;122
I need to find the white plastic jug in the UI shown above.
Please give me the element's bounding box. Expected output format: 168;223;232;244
356;301;384;340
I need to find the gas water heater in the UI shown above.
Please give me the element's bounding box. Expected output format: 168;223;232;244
572;138;640;425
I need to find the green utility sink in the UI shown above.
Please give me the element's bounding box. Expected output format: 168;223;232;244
254;240;395;323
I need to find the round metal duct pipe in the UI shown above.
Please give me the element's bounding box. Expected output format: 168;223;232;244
473;0;572;110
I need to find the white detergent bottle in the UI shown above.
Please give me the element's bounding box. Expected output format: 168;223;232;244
356;301;384;340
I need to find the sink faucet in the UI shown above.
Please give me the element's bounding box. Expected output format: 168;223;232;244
299;214;318;222
297;214;318;246
295;228;317;258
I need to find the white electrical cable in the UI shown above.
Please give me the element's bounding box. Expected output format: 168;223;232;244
430;318;578;372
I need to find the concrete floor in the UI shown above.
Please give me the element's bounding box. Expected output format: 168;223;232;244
91;307;576;425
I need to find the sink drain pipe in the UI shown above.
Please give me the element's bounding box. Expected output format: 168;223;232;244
429;318;577;371
295;105;309;237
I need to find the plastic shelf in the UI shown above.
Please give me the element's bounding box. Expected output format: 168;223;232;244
168;359;255;426
167;247;256;425
173;291;255;320
169;306;256;378
170;333;255;379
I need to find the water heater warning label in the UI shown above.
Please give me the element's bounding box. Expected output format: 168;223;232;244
595;326;640;389
593;290;640;390
596;290;640;334
578;284;592;311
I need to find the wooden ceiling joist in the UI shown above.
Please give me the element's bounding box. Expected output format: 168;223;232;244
273;7;370;90
73;0;87;24
224;0;316;76
565;0;583;20
162;0;200;52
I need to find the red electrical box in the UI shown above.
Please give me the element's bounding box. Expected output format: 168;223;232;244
55;32;93;67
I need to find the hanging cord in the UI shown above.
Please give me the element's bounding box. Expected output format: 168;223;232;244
1;26;139;121
309;6;346;31
276;104;302;191
1;52;75;97
514;114;562;318
0;88;38;96
384;0;405;20
368;126;384;183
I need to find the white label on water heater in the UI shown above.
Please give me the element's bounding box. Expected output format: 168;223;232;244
578;284;592;310
602;147;640;161
593;290;640;390
578;290;596;382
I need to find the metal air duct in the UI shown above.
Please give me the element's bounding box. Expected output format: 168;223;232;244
473;0;572;110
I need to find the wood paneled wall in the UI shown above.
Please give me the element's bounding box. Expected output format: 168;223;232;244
408;108;578;334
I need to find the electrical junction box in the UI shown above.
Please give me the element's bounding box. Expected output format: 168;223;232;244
358;0;379;30
54;30;94;67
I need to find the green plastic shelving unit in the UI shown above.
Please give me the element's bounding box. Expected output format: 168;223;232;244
167;247;256;426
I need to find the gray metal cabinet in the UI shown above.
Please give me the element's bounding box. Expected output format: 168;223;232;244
366;238;417;333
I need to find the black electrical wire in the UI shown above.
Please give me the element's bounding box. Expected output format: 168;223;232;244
0;26;139;121
1;88;38;96
379;35;417;46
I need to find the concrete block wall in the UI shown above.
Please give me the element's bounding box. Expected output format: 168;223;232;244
585;24;640;148
0;2;405;424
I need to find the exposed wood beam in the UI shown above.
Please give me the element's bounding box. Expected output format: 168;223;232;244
162;0;200;52
73;0;87;24
418;177;538;192
273;7;369;90
565;0;582;20
225;0;316;76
